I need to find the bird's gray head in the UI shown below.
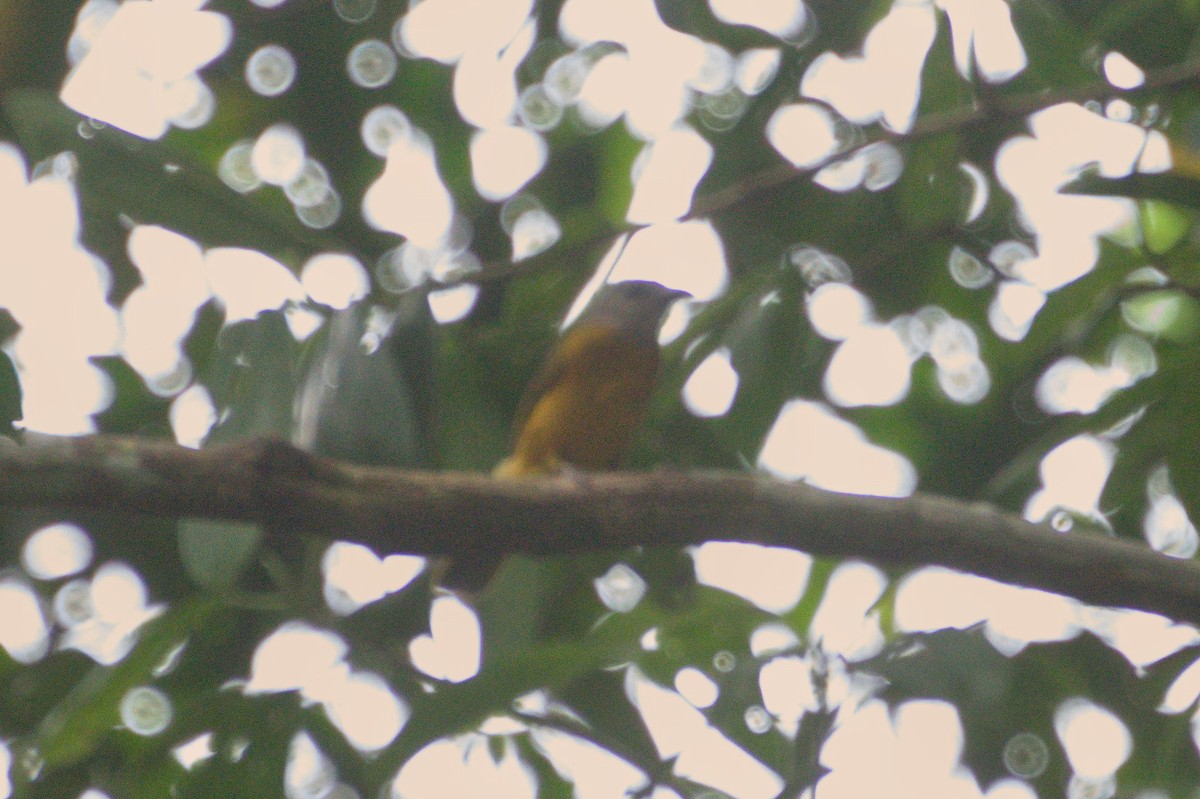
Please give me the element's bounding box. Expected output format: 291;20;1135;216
575;280;690;340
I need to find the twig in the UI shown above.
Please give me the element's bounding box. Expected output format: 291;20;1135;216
459;56;1200;290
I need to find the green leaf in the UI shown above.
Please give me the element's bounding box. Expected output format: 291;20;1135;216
203;310;302;444
782;558;837;636
1064;171;1200;212
91;355;171;437
917;10;973;117
1139;200;1193;254
654;0;804;50
0;348;21;437
32;597;220;771
475;556;554;665
3;90;344;261
432;324;513;472
514;731;575;799
873;628;1200;791
373;608;648;779
1121;290;1200;342
1005;0;1096;92
706;655;791;774
553;668;664;774
295;295;435;468
638;588;775;686
657;265;820;469
898;134;965;232
177;519;264;591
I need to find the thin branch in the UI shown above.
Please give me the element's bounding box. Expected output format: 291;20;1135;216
3;435;1200;625
694;56;1200;220
458;57;1200;291
511;710;686;799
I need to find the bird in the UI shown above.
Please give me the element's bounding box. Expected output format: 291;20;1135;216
493;279;689;478
440;280;687;596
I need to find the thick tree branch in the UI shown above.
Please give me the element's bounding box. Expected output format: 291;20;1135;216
3;434;1199;624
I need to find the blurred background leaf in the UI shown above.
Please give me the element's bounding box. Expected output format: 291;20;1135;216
2;0;1200;797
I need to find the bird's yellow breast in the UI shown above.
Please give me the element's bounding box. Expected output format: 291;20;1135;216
493;322;662;477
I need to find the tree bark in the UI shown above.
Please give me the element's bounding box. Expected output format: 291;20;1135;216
2;434;1198;624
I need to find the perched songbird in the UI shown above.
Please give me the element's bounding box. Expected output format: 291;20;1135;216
493;280;689;477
